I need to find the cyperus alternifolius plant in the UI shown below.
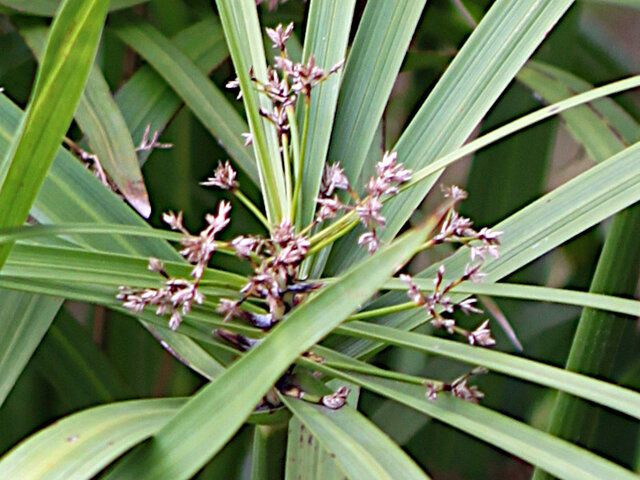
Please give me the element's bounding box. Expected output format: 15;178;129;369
118;24;503;408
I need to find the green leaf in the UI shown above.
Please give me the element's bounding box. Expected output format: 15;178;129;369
328;0;427;186
336;137;640;359
0;398;183;480
2;243;245;291
109;14;259;187
0;0;147;16
304;353;638;480
0;291;61;406
298;0;356;227
0;0;109;268
335;321;640;421
0;95;226;386
16;19;151;217
285;417;347;480
280;378;428;480
326;0;574;274
214;0;288;222
403;75;640;193
113;16;239;172
523;62;640;480
0;95;175;257
533;206;640;480
32;308;133;408
251;423;288;480
0;223;181;245
381;279;640;317
517;61;639;161
103;218;439;480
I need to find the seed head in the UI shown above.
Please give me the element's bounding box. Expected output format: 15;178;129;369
201;161;237;190
321;162;350;197
357;231;379;254
266;22;294;50
316;195;344;222
468;320;496;347
321;386;350;409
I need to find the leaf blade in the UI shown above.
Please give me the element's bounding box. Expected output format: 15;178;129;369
104;219;438;480
0;0;109;267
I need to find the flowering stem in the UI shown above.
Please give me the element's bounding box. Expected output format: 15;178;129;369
281;133;293;210
286;104;301;203
308;214;359;255
297;356;443;391
292;96;310;227
233;189;271;230
308;210;357;246
346;301;417;321
321;360;441;387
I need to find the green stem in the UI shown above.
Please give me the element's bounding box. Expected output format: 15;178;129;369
321;360;439;386
281;133;293;214
250;422;288;480
346;302;417;321
308;210;358;246
233;189;271;231
286;104;301;204
531;205;640;480
308;215;359;255
292;96;310;227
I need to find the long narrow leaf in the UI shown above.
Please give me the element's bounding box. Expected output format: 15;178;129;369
328;0;427;186
113;17;242;173
0;0;109;268
517;61;639;161
326;0;574;274
382;279;640;317
0;95;175;257
302;353;638;480
298;0;356;226
0;292;61;406
215;0;287;222
109;14;258;186
0;399;183;480
17;19;151;217
32;309;133;408
335;321;640;421
103;218;438;480
0;0;147;16
280;381;428;480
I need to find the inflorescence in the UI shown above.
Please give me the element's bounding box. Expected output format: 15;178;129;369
118;22;503;407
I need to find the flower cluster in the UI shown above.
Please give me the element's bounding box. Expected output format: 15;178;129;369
118;201;231;330
426;367;488;403
315;151;412;253
200;160;237;190
226;22;343;137
399;185;502;348
117;22;503;410
434;185;502;260
220;218;318;328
